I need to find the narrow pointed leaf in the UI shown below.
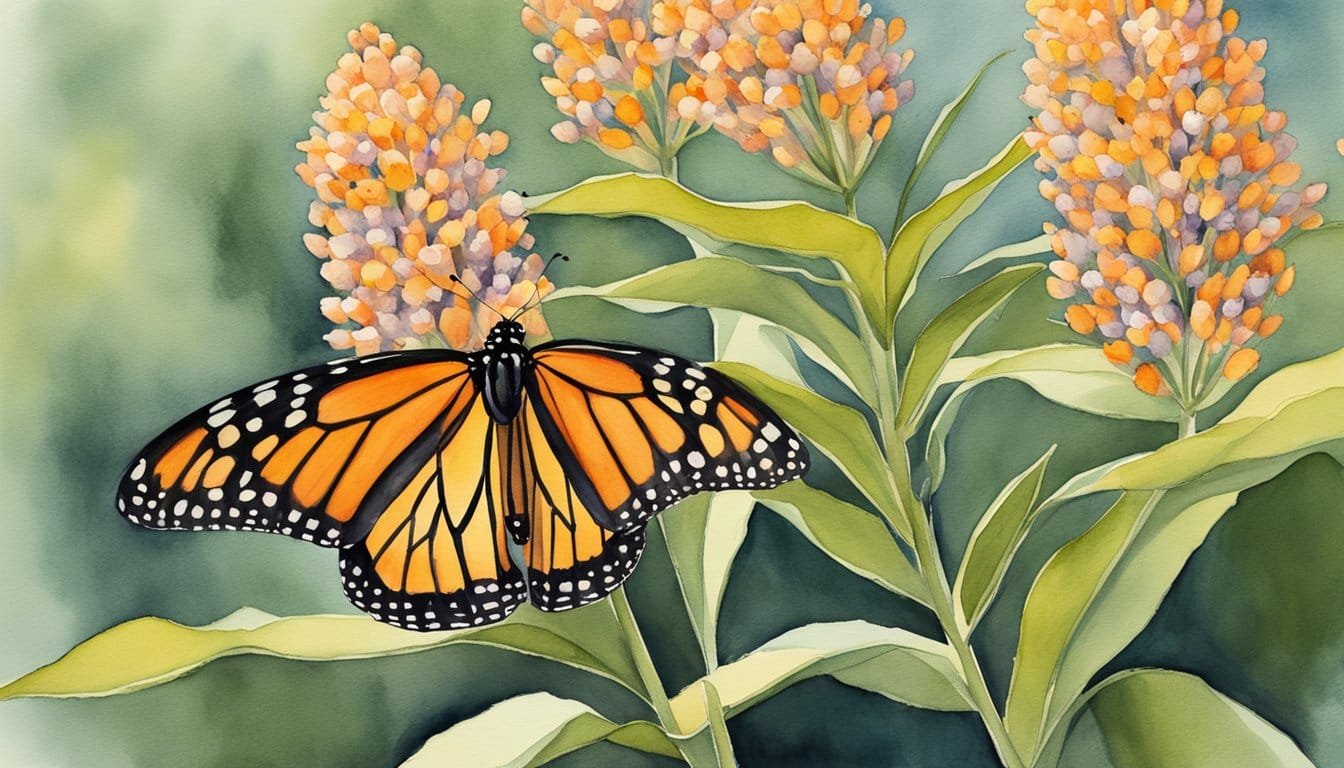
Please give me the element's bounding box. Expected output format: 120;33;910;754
528;172;887;334
398;692;681;768
886;135;1033;324
545;255;875;403
896;263;1044;433
668;620;972;733
1044;349;1344;504
895;50;1013;225
658;493;755;668
953;446;1055;632
0;605;644;702
710;362;909;541
754;483;928;605
954;233;1052;276
926;344;1184;493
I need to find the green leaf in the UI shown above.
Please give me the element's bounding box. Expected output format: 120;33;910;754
658;493;755;669
710;362;909;541
954;233;1053;276
926;344;1183;493
1050;670;1315;768
398;692;681;768
668;620;972;733
1047;348;1344;502
896;263;1044;433
1008;348;1344;763
528;172;888;335
0;604;645;702
754;482;929;606
546;255;876;403
953;446;1054;633
885;134;1033;325
1005;489;1241;762
895;50;1013;226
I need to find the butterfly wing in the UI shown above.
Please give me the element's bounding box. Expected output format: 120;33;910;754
507;340;807;612
118;351;476;546
526;342;809;534
340;395;526;630
503;405;646;611
118;351;526;630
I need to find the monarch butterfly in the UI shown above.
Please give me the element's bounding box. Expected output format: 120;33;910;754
116;296;808;631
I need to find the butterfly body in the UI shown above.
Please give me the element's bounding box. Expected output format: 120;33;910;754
118;323;807;630
475;320;531;424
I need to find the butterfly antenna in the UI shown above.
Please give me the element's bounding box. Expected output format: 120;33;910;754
510;252;569;321
447;274;507;320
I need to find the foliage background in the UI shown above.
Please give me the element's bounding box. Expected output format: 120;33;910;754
1;0;1341;765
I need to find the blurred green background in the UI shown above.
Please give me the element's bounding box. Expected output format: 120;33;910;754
2;0;1342;765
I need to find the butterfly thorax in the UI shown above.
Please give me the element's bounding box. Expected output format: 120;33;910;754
475;320;532;423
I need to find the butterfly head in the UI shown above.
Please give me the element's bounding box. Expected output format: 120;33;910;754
484;319;527;352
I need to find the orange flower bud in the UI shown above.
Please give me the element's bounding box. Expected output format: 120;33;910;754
1066;304;1098;334
1134;363;1166;396
1126;229;1163;260
1275;266;1295;295
1103;340;1134;364
1223;348;1260;381
614;95;645;127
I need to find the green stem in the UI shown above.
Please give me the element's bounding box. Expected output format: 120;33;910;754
867;319;1023;768
610;587;679;732
843;186;859;219
702;681;738;767
1178;407;1198;439
898;460;1028;768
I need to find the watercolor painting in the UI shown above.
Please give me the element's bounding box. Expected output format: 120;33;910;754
2;0;1342;765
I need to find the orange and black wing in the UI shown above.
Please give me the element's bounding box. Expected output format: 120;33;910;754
526;341;808;533
117;351;525;629
118;351;475;545
507;340;808;612
500;405;646;611
340;394;526;630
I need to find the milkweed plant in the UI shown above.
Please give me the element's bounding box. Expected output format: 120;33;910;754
4;3;1342;767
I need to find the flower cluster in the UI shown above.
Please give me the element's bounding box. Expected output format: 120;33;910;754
296;23;553;354
523;0;712;174
1023;0;1326;401
663;0;915;196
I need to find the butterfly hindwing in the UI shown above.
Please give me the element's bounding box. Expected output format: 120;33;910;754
509;405;647;611
527;342;809;533
340;396;527;630
117;351;474;548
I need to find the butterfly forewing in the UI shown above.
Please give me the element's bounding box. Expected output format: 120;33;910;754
527;342;809;533
117;352;473;547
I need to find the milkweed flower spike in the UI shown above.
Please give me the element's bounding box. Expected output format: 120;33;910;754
296;23;553;354
1022;0;1326;406
663;0;914;203
523;0;713;176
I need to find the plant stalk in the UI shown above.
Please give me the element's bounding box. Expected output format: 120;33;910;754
611;587;679;730
908;492;1027;768
611;587;730;768
1178;407;1197;439
871;328;1024;767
